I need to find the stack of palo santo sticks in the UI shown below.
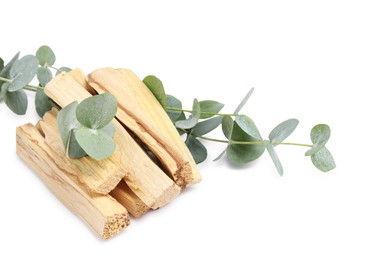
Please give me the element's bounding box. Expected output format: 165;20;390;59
16;68;201;239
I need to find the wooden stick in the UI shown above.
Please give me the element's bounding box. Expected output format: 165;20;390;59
16;124;130;239
44;72;180;208
87;68;201;189
110;180;149;218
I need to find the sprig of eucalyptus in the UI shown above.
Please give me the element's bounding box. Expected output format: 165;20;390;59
143;76;336;175
1;45;336;175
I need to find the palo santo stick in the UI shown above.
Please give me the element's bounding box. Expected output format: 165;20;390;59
45;71;180;208
110;180;149;218
16;124;130;239
87;68;201;189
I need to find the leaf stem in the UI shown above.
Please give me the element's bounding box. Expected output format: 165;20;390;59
0;76;12;83
48;65;60;72
23;85;45;92
166;106;239;117
192;134;312;147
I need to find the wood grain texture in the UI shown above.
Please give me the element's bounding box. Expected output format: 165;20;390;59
16;124;130;239
87;68;201;189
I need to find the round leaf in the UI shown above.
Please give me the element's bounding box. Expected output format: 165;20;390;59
5;89;28;115
35;89;54;117
0;57;4;71
199;100;224;119
311;146;336;172
68;130;87;158
36;45;56;66
192;116;223;136
8;55;39;92
100;122;115;137
305;124;331;156
185;135;207;164
265;140;284;176
0;52;20;78
235;115;262;140
37;67;53;86
175;98;201;129
143;75;166;109
76;93;118;129
227;121;265;164
269;118;299;145
166;94;182;122
0;83;9;102
57;101;80;149
75;127;116;160
55;67;72;76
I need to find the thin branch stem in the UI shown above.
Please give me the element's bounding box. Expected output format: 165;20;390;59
166;106;239;117
192;134;312;147
23;85;45;92
0;76;12;83
48;65;60;72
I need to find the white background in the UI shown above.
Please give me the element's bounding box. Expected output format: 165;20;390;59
1;0;389;259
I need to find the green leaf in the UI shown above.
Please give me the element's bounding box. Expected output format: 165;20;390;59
101;122;115;137
192;116;223;136
235;115;262;139
68;130;87;158
234;87;254;114
305;124;331;156
35;89;54;117
269;118;299;145
199;100;224;119
76;93;117;129
36;45;56;66
265;140;284;176
227;121;265;164
311;146;336;172
175;99;201;129
5;89;28;115
37;67;53;86
185;135;207;164
0;83;9;102
55;67;72;76
143;75;166;109
0;52;20;78
8;55;39;92
0;57;4;71
166;94;182;122
222;115;234;139
74;126;116;160
57;101;81;149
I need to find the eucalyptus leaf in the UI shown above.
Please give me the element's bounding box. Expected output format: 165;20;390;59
213;149;227;161
311;146;336;172
222;115;234;139
5;89;28;115
185;135;207;164
76;93;117;129
199;100;224;119
305;124;331;156
68;130;87;158
55;67;72;76
227;121;265;164
269;118;299;145
175;98;201;129
234;87;254;114
235;115;262;139
192;116;223;136
0;52;20;78
175;112;187;135
0;83;9;102
74;126;116;160
57;101;80;149
143;75;166;109
0;57;4;71
166;94;182;122
37;67;53;86
101;122;115;137
8;55;39;92
265;140;284;176
35;89;54;117
36;45;56;66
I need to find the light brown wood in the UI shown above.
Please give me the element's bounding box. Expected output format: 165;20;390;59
16;124;130;239
44;72;180;209
110;180;149;218
87;68;201;189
